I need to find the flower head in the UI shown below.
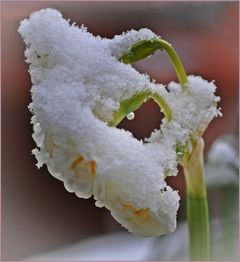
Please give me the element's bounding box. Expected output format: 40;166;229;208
18;8;220;237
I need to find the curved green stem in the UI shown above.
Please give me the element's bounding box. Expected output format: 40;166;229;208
108;90;172;127
183;138;210;260
109;36;188;126
119;37;188;88
155;38;188;89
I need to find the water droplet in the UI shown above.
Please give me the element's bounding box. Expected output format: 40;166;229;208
127;112;135;120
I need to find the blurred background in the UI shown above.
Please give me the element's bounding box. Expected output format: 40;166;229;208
1;1;239;260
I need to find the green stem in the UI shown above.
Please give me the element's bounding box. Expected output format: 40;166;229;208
108;91;172;127
109;36;188;126
187;196;210;260
119;37;188;88
183;138;210;260
155;38;188;88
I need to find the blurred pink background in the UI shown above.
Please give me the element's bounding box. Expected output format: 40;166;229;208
1;1;239;260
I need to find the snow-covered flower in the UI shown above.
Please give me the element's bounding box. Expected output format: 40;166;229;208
18;8;220;237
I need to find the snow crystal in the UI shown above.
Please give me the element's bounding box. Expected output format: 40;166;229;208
109;28;157;58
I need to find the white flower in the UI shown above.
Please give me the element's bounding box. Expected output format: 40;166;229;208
18;8;220;237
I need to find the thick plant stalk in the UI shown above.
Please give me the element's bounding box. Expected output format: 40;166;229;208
183;138;210;260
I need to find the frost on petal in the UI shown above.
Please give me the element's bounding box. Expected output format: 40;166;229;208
100;184;180;237
108;28;157;58
18;8;220;237
147;75;221;165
